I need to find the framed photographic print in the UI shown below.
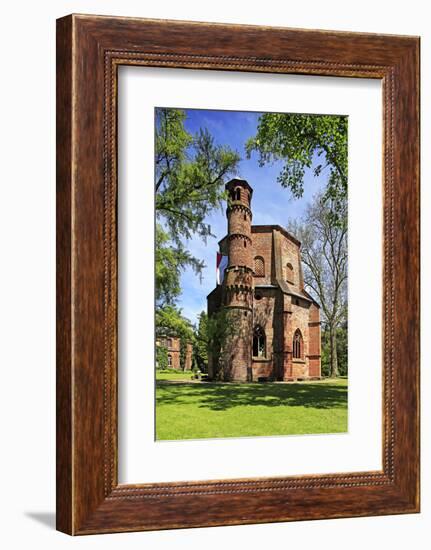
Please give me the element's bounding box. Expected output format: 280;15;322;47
56;14;420;534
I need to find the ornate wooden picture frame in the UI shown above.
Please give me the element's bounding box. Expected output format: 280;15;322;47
56;14;420;535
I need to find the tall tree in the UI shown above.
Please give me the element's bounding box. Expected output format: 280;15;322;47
155;305;194;340
321;323;348;377
289;194;347;377
246;113;348;221
194;311;209;372
155;108;240;311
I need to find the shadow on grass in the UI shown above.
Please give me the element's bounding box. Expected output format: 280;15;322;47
156;381;347;412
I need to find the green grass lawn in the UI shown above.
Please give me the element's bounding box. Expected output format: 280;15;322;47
156;377;348;440
156;369;195;382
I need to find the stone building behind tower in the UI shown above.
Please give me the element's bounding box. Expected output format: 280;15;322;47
156;336;193;371
207;178;321;382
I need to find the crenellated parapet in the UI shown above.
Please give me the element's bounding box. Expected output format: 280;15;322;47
226;202;253;219
227;232;252;244
224;266;254;289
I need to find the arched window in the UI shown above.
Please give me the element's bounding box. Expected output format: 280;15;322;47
235;188;241;201
293;329;303;359
254;256;265;277
167;354;172;367
286;262;294;284
253;325;266;358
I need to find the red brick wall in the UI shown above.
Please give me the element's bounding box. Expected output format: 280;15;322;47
221;307;252;381
278;232;303;293
288;297;310;375
228;234;253;267
207;286;222;316
308;303;321;377
308;358;321;377
251;359;273;379
208;179;322;382
251;230;273;284
157;336;181;370
228;205;251;235
169;351;181;370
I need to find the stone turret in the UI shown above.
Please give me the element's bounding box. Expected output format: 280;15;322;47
221;179;254;381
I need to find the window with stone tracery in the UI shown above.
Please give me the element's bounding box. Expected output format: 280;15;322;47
254;256;265;277
293;329;303;359
253;325;266;358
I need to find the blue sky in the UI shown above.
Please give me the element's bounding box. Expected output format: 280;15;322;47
173;108;328;326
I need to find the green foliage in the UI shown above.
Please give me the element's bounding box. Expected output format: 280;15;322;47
155;304;195;371
155;305;232;378
155;305;194;341
155;224;203;307
335;324;348;377
194;311;209;372
156;109;240;242
321;325;348;377
246;113;348;221
155;108;240;308
206;308;238;379
155;345;169;371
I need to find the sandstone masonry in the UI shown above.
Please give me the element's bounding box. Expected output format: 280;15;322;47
207;178;321;382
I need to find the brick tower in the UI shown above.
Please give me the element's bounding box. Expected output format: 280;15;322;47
207;176;321;382
220;179;254;381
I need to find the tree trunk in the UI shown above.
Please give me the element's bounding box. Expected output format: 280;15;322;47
329;325;339;377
